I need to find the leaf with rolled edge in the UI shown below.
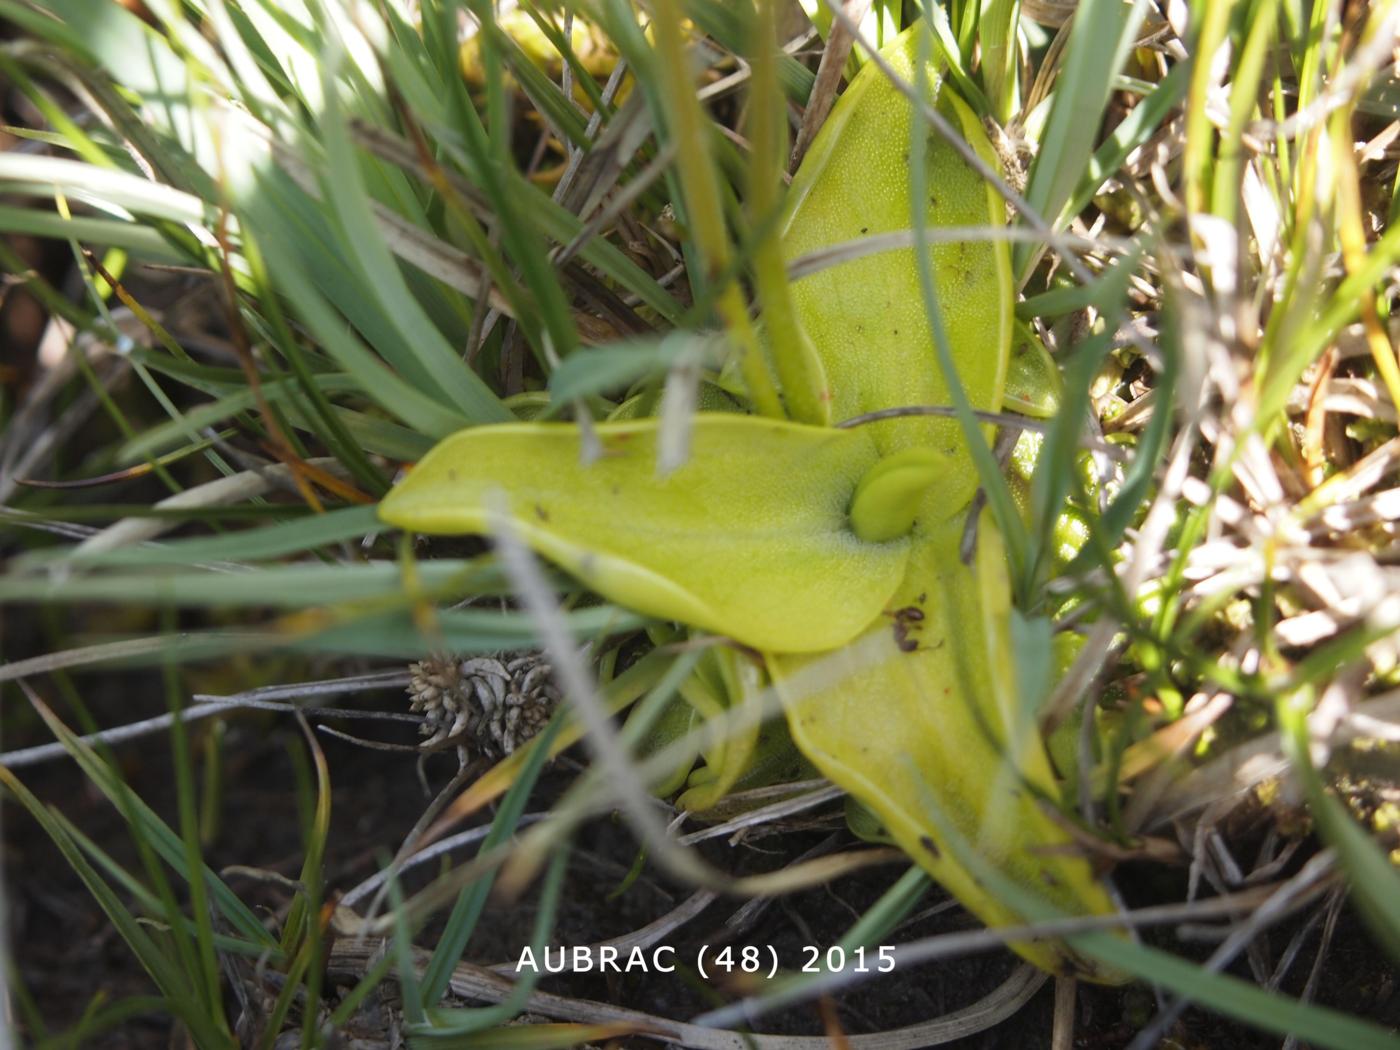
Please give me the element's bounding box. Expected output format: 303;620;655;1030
781;26;1012;508
768;510;1126;982
378;415;909;652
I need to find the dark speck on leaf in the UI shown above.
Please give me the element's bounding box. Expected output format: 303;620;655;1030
860;226;869;234
534;504;549;522
920;836;940;858
446;469;458;481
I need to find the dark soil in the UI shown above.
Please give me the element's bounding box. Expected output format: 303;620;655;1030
5;658;1399;1048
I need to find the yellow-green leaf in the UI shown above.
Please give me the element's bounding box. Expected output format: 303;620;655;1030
378;415;907;652
769;511;1123;980
848;447;951;543
782;25;1013;509
1003;324;1062;419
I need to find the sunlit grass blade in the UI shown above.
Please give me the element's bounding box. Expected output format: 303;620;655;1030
642;0;784;417
0;206;185;262
311;71;511;423
0;153;213;229
747;0;829;426
1059;62;1189;229
978;0;1019;123
237;201;474;437
1015;0;1149;279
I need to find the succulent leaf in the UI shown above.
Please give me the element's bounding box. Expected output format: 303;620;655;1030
769;512;1124;980
848;447;951;542
379;415;907;652
781;27;1013;497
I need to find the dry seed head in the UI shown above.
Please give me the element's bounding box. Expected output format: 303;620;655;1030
406;653;560;756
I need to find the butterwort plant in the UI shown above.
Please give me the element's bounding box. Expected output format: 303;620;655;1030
380;24;1123;980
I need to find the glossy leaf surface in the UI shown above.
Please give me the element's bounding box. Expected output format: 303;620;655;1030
782;27;1013;514
379;415;906;652
769;512;1122;980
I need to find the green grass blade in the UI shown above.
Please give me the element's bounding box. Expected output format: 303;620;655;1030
45;809;277;959
241;199;473;437
683;0;815;103
547;333;715;402
160;618;227;1027
115;373;359;463
21;701;279;950
1279;691;1400;964
1074;931;1400;1050
908;26;1029;587
240;229;393;495
0;768;228;1047
52;506;383;567
314;76;510;423
979;0;1020;123
419;715;568;1005
417;0;581;364
1015;0;1149;278
0;153;212;228
418;844;573;1034
0;205;185;262
483;22;592;148
292;605;645;660
1060;61;1190;228
1025;258;1135;592
0;559;502;607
